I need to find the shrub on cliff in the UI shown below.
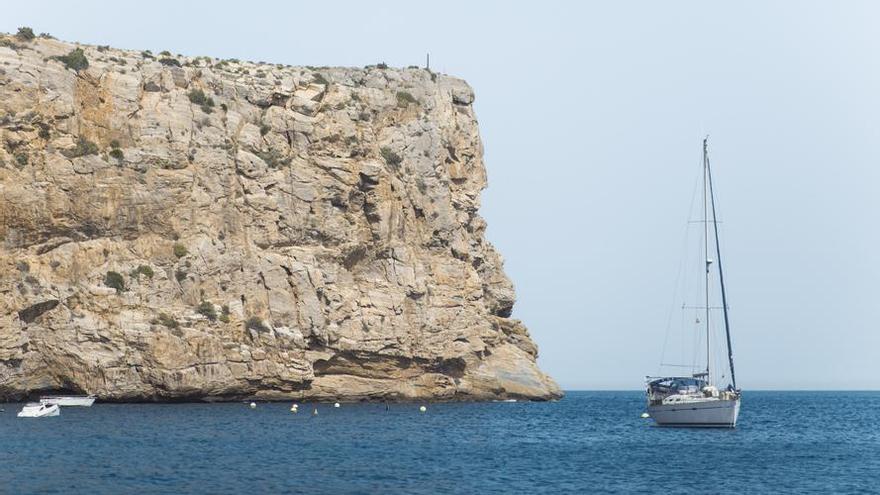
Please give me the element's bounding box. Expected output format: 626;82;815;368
245;316;270;332
187;89;215;114
15;27;35;42
154;313;179;329
218;305;231;323
396;91;418;107
159;57;181;67
173;243;188;258
131;265;154;279
104;271;125;293
64;137;99;158
197;301;217;321
256;149;290;169
14;153;28;168
53;48;89;72
380;147;402;168
0;39;22;51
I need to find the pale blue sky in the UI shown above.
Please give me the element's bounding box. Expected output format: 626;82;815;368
5;1;879;389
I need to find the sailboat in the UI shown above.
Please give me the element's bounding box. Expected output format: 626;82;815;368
645;138;741;428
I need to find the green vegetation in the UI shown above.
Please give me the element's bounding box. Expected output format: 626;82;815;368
108;139;123;160
187;89;211;105
0;39;22;50
245;316;270;332
154;313;179;329
130;264;154;279
219;305;230;323
396;91;418;107
312;73;329;85
187;89;215;113
173;243;188;258
380;147;402;167
175;269;187;282
159;57;181;67
63;137;99;158
15;27;35;42
103;271;125;293
377;62;388;69
14;153;28;168
256;149;290;169
53;48;89;72
197;301;217;321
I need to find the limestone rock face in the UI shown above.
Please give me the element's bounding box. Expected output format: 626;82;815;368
0;34;561;401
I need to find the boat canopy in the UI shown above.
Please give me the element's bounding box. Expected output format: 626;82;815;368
646;376;708;396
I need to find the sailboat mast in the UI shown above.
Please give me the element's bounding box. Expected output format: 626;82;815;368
706;145;737;390
702;138;711;383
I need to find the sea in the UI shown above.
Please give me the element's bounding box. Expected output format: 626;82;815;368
1;391;878;494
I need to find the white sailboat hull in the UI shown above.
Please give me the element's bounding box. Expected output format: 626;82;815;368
648;397;740;428
40;395;96;407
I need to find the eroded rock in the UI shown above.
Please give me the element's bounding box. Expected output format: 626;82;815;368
0;34;560;402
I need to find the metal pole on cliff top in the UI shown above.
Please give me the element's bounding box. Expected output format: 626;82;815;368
426;53;430;70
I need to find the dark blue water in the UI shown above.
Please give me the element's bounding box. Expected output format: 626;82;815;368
1;392;878;494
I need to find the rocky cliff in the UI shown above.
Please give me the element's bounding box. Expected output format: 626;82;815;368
0;32;560;401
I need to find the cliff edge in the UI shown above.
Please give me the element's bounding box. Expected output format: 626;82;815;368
0;32;561;401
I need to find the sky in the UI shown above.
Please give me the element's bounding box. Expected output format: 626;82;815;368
4;1;879;390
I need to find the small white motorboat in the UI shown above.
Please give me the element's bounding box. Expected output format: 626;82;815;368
17;402;60;418
40;395;96;407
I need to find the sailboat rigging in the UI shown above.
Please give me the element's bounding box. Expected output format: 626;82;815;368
645;137;742;428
